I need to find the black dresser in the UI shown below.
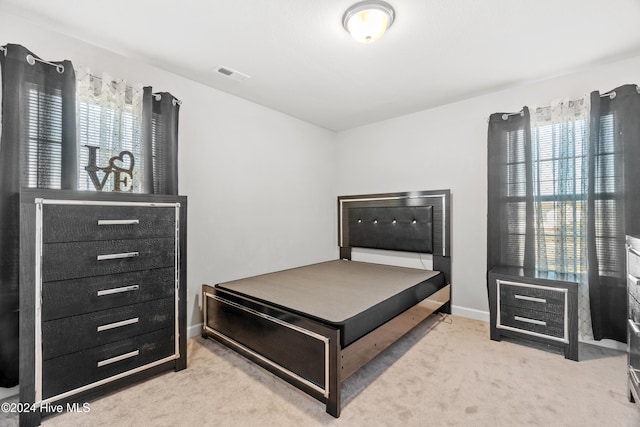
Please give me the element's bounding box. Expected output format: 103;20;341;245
626;235;640;404
488;266;578;361
19;189;187;426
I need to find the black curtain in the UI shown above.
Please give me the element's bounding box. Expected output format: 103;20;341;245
0;44;76;387
487;107;533;274
587;84;640;341
142;87;180;195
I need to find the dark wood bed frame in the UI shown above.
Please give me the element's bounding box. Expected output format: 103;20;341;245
202;190;451;417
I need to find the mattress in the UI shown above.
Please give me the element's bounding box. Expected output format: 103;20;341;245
216;259;445;347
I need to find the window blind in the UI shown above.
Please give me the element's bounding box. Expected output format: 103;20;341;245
503;128;527;267
151;113;165;194
23;84;63;189
76;76;143;193
592;113;622;277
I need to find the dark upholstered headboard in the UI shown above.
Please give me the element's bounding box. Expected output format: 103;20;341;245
338;190;451;280
347;205;434;253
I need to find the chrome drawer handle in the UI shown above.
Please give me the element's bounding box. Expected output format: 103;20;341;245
514;294;546;304
628;274;640;285
629;319;640;336
98;219;140;226
97;317;139;332
514;316;547;326
628;245;640;258
97;252;139;261
97;284;139;297
97;350;139;367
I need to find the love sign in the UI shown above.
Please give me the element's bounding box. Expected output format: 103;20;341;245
85;145;135;192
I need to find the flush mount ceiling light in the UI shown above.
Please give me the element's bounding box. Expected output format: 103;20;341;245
342;0;395;44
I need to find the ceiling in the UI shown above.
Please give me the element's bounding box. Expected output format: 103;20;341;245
2;0;640;131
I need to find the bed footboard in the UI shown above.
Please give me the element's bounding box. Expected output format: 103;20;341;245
202;285;342;417
202;282;450;418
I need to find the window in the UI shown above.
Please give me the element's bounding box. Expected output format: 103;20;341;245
501;102;619;276
76;70;144;193
530;105;589;275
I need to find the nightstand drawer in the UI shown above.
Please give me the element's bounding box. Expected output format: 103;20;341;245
42;327;175;400
42;268;175;321
42;298;175;360
499;281;566;312
43;237;175;281
43;204;176;243
499;305;565;339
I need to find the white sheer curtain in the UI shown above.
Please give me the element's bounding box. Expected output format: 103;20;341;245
530;96;594;340
75;66;144;192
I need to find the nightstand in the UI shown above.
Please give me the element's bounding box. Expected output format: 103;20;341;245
488;266;578;361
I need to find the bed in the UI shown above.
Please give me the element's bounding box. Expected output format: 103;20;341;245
201;190;451;417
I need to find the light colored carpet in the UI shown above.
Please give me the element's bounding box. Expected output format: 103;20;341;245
2;315;638;426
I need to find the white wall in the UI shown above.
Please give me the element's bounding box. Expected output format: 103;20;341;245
336;54;640;321
4;8;640;331
0;12;339;335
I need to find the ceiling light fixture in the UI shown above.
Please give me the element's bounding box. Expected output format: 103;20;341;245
342;1;395;44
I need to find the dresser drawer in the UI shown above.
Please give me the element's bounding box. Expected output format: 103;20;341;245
628;241;640;277
43;237;175;281
42;298;175;360
42;268;175;321
630;293;640;325
627;278;640;321
43;204;176;243
499;281;566;313
42;327;175;399
499;305;565;339
628;270;640;306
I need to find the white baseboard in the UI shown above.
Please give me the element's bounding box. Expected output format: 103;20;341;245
448;306;626;351
451;305;490;323
579;338;626;351
188;322;204;338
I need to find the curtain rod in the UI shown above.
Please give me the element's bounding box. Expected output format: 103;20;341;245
26;54;64;74
0;47;64;73
602;86;640;97
153;93;182;106
501;89;628;118
599;87;640;98
82;73;183;105
501;110;524;120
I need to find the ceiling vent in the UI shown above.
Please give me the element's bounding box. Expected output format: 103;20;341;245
214;66;250;82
